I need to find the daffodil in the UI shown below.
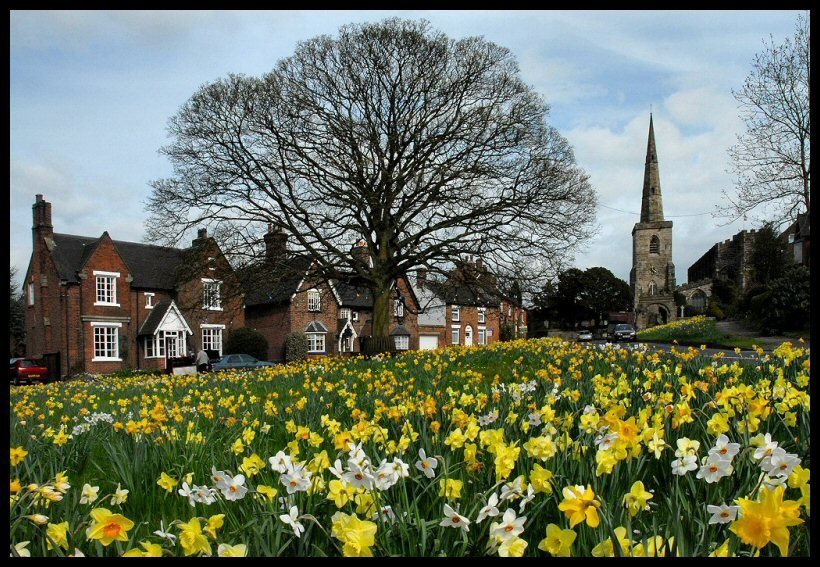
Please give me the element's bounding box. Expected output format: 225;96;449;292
177;517;212;556
157;472;178;493
46;521;70;550
123;541;163;557
218;543;248;557
537;523;576;557
558;485;601;528
623;480;653;516
85;508;135;546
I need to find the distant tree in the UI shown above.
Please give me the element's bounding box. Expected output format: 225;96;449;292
748;265;810;333
709;277;739;319
532;267;630;329
719;12;810;228
9;267;25;356
749;222;790;286
224;328;269;361
145;18;596;354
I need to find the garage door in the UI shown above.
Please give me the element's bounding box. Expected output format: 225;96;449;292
419;335;439;350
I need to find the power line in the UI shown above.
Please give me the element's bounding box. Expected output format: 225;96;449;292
598;203;713;217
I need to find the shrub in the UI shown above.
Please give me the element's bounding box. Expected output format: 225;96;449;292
706;302;725;320
225;327;269;361
749;265;810;334
285;332;309;362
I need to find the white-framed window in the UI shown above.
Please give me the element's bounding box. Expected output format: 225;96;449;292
451;305;460;322
94;271;119;306
27;282;34;306
451;325;460;345
91;322;121;361
340;308;351;321
145;334;159;358
478;307;486;323
201;325;224;356
144;292;155;309
394;299;404;318
478;327;487;345
307;289;321;312
307;332;326;353
394;335;409;350
202;279;222;310
352;311;360;322
163;330;186;359
208;257;216;271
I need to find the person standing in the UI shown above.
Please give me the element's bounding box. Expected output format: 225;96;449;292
195;347;210;373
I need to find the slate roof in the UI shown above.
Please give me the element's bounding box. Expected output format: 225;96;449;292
138;300;173;336
240;255;314;307
50;233;188;289
332;278;374;308
423;278;502;307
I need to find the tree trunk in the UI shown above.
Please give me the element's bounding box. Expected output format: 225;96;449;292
366;283;394;356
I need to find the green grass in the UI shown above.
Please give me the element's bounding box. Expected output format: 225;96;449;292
637;316;760;350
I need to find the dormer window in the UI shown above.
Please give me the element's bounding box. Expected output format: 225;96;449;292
144;292;155;309
340;308;351;320
94;271;120;306
308;288;321;312
208;257;216;271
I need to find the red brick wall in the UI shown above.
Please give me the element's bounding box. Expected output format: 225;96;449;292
246;303;291;362
443;304;501;347
289;279;340;358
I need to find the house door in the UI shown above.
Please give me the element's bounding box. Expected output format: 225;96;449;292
464;325;473;346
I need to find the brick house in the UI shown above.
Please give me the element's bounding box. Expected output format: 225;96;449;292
415;257;527;349
23;194;244;377
242;231;419;361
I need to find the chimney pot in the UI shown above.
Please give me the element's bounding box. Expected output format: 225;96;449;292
36;194;44;203
197;228;207;239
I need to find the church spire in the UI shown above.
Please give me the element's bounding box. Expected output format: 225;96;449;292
640;113;664;222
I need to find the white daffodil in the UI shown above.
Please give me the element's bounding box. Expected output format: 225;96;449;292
671;455;698;476
111;483;129;506
752;433;779;462
476;493;500;523
269;451;294;474
374;460;400;491
391;457;410;479
211;467;232;491
761;473;789;490
440;503;470;532
518;484;536;512
80;483;99;505
347;441;369;467
595;432;619;451
500;476;525;501
280;465;312;494
11;541;30;557
697;454;734;483
342;460;375;490
708;434;741;461
192;484;217;506
527;412;542;427
222;474;248;501
415;448;438;479
154;520;177;545
178;482;197;506
279;505;305;538
706;503;740;525
764;452;801;478
489;509;526;541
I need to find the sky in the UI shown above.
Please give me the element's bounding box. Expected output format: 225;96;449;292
9;9;805;293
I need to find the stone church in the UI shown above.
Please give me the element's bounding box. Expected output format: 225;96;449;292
629;114;677;329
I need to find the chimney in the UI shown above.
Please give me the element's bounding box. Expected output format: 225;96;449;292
192;227;208;247
351;239;371;269
263;224;288;262
475;257;483;271
32;194;54;258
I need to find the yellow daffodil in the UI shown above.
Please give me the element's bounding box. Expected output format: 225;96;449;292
537;524;576;557
85;508;135;546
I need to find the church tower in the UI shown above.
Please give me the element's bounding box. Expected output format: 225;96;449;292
630;114;676;328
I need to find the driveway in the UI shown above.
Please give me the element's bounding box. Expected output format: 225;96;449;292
715;320;801;349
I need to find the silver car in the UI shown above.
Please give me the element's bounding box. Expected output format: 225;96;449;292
577;330;593;342
210;354;276;371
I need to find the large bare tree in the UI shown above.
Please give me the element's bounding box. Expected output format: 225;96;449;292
718;12;810;228
146;18;596;350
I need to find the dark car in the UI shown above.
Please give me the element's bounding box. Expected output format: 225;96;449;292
577;330;593;342
9;358;49;385
609;324;637;343
210;354;276;372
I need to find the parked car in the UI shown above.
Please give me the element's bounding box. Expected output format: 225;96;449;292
577;329;593;342
609;324;637;342
9;358;49;385
210;354;275;371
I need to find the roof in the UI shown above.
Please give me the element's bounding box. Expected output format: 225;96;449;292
332;278;374;308
423;278;501;307
138;300;173;336
305;321;329;333
240;255;314;307
50;233;188;289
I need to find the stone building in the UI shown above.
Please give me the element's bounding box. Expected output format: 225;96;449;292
629;115;677;329
687;229;758;295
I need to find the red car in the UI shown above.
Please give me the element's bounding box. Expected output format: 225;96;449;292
9;358;49;385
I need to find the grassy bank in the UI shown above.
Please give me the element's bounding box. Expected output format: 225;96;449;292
636;316;760;350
